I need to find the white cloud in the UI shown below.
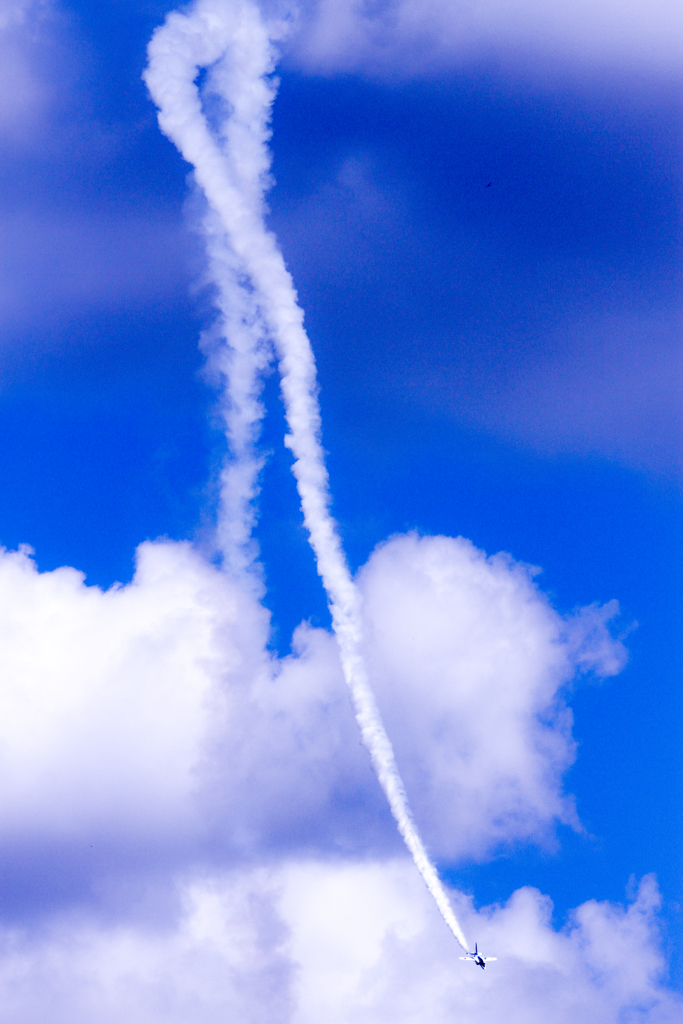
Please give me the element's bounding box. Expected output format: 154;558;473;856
0;861;679;1022
357;533;625;859
282;862;682;1024
0;529;665;1017
0;868;294;1024
0;531;624;873
0;539;380;868
0;540;242;848
288;0;683;79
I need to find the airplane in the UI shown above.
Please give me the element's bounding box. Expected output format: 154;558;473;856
459;943;497;970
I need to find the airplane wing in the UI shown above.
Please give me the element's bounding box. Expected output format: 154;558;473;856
484;957;497;962
459;956;473;960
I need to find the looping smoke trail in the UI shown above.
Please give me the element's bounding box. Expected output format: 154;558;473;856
145;0;469;953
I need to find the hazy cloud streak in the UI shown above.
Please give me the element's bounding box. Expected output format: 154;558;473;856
290;0;683;78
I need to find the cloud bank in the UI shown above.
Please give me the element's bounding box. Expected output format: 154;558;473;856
0;861;679;1022
0;526;632;1024
0;533;663;1022
0;532;622;875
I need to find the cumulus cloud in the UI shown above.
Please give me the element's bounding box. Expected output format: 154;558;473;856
288;0;683;79
281;863;682;1024
0;861;679;1022
0;526;661;1019
0;540;240;851
0;868;294;1024
0;531;624;883
358;533;625;859
0;539;384;876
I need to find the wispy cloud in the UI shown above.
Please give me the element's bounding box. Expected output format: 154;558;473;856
0;1;63;141
290;0;683;79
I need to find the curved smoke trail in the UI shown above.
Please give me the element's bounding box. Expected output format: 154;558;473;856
145;0;469;953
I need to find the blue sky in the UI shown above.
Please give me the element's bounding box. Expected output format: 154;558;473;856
0;0;680;1019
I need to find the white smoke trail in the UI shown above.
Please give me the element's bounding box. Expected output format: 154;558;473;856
145;0;470;953
200;207;270;583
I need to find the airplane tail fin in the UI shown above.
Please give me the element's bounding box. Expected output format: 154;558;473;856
475;942;478;955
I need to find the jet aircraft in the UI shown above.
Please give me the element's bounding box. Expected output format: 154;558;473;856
459;943;497;970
